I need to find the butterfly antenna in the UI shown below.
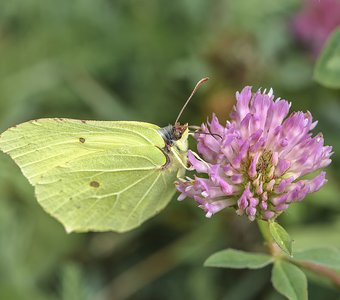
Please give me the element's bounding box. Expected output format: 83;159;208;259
196;131;223;140
175;77;209;125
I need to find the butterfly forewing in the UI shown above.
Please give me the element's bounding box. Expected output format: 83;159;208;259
0;118;186;232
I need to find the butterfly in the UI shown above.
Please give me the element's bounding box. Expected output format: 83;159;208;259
0;78;208;233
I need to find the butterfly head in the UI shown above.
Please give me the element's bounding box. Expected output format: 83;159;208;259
159;123;188;147
172;122;188;141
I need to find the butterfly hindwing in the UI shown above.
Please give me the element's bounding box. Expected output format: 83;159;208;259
0;118;186;232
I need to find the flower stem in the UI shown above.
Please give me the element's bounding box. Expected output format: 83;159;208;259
257;220;272;243
257;220;280;256
257;222;340;287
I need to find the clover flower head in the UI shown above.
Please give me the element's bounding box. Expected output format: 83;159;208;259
176;86;332;221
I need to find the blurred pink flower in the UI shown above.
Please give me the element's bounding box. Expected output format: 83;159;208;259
293;0;340;56
176;87;332;221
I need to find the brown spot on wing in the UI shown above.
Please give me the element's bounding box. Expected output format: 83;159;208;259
79;137;85;143
90;181;100;188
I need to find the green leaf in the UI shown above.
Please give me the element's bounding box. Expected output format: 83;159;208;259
204;248;273;269
269;221;293;256
293;247;340;270
314;28;340;89
271;260;308;300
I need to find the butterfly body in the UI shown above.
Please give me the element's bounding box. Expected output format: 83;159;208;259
0;118;188;232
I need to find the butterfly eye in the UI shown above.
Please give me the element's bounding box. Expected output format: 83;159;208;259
174;130;182;140
172;124;186;141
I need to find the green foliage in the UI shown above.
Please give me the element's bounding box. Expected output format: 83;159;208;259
269;221;293;256
204;249;273;269
204;248;273;269
293;248;340;271
271;260;308;300
203;245;316;300
203;244;340;299
314;28;340;89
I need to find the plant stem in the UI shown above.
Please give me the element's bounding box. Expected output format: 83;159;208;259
290;260;340;288
257;221;340;288
257;220;272;243
257;220;280;256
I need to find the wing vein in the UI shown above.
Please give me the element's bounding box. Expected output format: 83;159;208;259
122;172;162;229
89;171;157;228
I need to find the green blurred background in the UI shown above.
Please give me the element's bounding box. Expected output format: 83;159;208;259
0;1;339;299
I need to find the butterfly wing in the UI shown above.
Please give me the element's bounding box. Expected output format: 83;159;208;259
0;118;187;232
